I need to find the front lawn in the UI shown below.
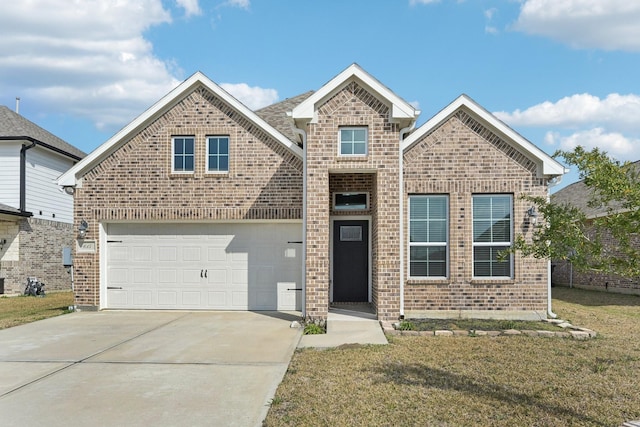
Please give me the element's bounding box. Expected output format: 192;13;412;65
264;287;640;426
0;291;74;329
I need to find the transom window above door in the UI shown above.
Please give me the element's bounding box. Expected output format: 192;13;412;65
339;127;367;156
207;136;229;172
173;136;195;173
334;192;369;210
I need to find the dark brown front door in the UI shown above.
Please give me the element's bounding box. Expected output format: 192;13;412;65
332;220;369;302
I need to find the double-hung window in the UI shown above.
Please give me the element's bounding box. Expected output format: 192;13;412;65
207;136;229;172
472;195;512;278
409;195;448;278
173;136;195;173
339;127;367;156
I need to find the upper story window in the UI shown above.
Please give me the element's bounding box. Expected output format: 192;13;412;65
173;136;195;173
207;136;229;173
339;127;367;156
409;195;448;278
472;195;513;278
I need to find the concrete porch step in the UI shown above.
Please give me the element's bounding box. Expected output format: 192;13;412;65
297;309;388;349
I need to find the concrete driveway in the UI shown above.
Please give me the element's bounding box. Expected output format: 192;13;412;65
0;311;302;427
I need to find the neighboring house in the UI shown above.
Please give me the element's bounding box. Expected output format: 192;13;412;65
551;160;640;295
58;64;566;321
0;106;85;294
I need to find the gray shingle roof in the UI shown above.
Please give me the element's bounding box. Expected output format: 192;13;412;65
255;91;314;146
552;160;639;217
0;105;86;159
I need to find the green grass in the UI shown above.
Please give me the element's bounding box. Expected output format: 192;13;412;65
264;287;640;426
0;291;75;329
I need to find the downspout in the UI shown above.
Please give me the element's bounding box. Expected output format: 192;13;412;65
292;126;308;319
20;141;37;213
398;123;415;320
546;175;563;319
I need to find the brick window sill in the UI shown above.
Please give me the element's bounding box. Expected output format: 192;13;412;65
406;279;451;286
336;156;368;162
470;279;516;285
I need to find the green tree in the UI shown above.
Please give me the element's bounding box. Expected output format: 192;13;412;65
513;146;640;278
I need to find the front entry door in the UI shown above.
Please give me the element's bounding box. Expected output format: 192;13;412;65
332;220;369;302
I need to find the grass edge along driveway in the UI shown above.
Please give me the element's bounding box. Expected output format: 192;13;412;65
0;291;74;330
265;287;640;427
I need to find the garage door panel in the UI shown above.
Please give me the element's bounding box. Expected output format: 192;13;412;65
105;222;302;310
207;269;227;284
133;291;152;306
207;291;227;307
158;291;177;306
158;247;177;262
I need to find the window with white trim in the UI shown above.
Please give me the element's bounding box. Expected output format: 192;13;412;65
339;127;367;156
207;136;229;172
409;195;448;278
472;195;512;278
173;136;195;173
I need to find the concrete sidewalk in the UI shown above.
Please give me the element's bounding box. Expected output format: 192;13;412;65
0;311;301;427
297;307;388;348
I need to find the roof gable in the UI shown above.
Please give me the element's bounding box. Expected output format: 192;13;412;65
402;94;567;178
290;64;420;128
58;71;303;187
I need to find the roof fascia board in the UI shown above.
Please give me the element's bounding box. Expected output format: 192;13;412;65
402;94;567;177
58;72;302;187
291;64;419;123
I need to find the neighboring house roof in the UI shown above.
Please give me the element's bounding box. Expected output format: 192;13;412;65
256;91;314;146
552;160;640;218
290;63;420;129
0;105;86;160
58;71;303;187
0;201;32;218
401;94;567;178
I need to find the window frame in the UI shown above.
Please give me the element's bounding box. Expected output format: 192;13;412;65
206;135;230;173
408;195;449;279
472;194;513;279
338;127;368;156
172;136;195;174
333;192;369;211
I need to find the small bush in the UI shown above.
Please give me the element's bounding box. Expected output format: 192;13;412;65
397;320;415;331
303;318;326;335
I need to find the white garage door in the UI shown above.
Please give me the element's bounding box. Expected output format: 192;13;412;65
105;222;302;310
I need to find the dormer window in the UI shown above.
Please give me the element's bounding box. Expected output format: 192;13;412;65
339;127;367;156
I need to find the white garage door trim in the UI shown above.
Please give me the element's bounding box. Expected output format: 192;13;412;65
100;221;302;311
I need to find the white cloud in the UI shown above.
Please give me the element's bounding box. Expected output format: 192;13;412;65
226;0;250;9
514;0;640;51
176;0;202;17
0;0;181;130
546;128;638;161
409;0;440;5
494;93;640;132
220;83;278;110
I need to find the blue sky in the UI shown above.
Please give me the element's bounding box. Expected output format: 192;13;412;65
1;0;639;190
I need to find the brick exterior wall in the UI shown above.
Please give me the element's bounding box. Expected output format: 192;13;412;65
0;218;74;294
552;222;640;295
72;85;303;308
305;82;401;321
403;110;550;319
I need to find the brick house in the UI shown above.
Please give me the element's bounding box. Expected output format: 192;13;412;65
0;106;85;294
58;64;566;321
551;160;640;295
